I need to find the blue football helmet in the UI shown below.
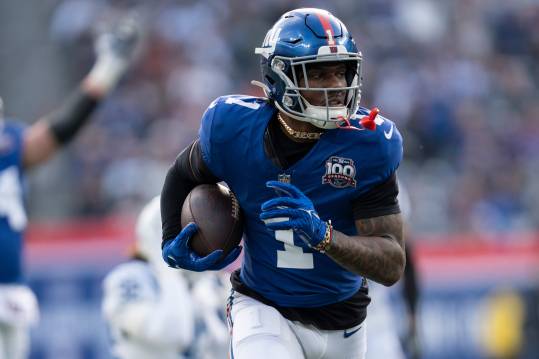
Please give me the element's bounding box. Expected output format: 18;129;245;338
254;8;362;129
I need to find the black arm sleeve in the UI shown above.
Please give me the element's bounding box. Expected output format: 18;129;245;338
403;244;420;316
351;172;401;219
48;88;100;145
161;138;219;243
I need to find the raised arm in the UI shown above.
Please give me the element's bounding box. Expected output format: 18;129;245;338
22;17;139;168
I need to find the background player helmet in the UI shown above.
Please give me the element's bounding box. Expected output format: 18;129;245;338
255;8;362;129
135;195;164;266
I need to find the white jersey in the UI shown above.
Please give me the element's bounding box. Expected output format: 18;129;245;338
188;272;231;359
0;284;39;359
102;260;194;359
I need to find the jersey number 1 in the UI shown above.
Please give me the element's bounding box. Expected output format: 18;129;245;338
224;97;313;269
0;166;27;231
266;217;314;269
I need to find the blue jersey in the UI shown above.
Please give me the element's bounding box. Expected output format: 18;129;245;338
0;121;28;283
199;96;402;307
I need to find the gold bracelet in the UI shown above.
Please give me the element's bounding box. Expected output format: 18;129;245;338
314;220;332;253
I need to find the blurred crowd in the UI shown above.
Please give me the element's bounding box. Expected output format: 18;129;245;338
1;0;538;236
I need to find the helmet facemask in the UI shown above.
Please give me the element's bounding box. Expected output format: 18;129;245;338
253;8;364;129
271;53;362;129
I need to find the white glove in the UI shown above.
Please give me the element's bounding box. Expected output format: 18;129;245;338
86;15;140;93
0;285;39;327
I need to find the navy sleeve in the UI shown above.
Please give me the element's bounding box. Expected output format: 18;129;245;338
378;118;403;180
351;114;403;219
198;98;225;180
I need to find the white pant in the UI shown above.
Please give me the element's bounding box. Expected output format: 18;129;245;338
0;323;29;359
228;292;367;359
0;285;39;359
366;283;405;359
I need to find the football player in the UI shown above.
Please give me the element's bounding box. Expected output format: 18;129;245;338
0;17;138;359
188;270;232;359
367;185;421;359
160;8;404;359
102;196;195;359
102;196;231;359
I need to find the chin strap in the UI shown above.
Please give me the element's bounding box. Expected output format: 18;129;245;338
336;116;360;131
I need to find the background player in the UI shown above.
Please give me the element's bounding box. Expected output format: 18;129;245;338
367;185;421;359
102;196;231;359
161;8;404;359
0;17;139;359
102;196;195;359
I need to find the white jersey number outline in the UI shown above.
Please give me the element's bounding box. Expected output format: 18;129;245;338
0;166;27;231
265;217;313;269
223;96;261;110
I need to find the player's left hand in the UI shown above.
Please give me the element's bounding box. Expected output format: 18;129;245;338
95;15;140;64
86;14;141;93
162;223;241;272
260;181;327;249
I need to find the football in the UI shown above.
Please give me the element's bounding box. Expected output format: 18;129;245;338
181;184;243;258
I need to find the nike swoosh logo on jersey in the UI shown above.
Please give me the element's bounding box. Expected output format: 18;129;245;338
384;124;394;140
343;325;362;338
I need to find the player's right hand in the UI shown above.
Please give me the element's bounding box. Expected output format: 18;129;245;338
162;223;241;272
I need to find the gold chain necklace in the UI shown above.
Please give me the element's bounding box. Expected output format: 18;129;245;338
277;113;323;140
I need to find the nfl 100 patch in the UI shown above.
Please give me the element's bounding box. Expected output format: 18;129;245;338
322;156;357;188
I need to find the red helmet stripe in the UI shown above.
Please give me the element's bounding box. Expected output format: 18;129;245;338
315;12;336;46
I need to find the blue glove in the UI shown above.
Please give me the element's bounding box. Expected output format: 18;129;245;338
162;222;242;272
259;181;327;248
